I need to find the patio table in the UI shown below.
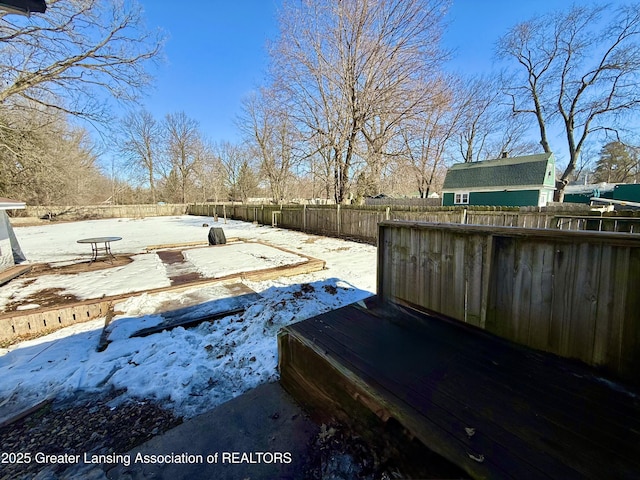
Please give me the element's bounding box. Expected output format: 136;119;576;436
77;236;122;262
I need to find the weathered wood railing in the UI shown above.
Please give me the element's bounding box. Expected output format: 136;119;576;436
377;221;640;384
555;214;640;233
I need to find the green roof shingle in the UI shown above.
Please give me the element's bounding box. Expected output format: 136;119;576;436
443;153;554;190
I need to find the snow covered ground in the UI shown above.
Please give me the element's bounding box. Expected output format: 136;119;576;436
0;218;312;312
0;216;376;421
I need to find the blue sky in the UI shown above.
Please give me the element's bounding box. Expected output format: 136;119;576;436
134;0;604;154
137;1;280;144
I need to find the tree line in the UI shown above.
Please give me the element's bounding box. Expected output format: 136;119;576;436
1;1;640;206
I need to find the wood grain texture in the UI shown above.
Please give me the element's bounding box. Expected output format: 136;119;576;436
279;303;640;479
377;221;640;384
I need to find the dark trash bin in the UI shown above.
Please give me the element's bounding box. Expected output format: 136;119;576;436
208;227;226;245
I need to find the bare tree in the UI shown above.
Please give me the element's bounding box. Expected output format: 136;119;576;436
359;111;404;196
271;0;449;203
307;140;337;201
378;158;419;197
400;78;464;197
498;4;640;200
239;88;300;203
235;160;259;202
214;141;258;201
192;139;226;203
118;110;161;203
0;0;163;123
456;76;498;163
360;70;444;195
455;75;542;163
485;115;540;161
163;112;201;203
0;106;109;205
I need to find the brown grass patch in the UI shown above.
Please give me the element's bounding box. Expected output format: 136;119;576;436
4;288;80;313
26;255;133;276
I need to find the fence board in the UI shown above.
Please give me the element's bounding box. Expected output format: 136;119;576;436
488;236;515;340
276;207;297;230
377;221;640;385
426;229;442;314
527;244;555;352
569;244;600;362
306;206;340;236
607;249;629;374
20;203;188;220
187;203;640;245
452;236;467;322
621;249;640;379
340;209;385;240
465;235;486;327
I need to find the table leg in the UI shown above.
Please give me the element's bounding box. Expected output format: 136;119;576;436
104;241;115;263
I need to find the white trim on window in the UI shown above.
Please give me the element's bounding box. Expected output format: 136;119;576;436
454;192;469;204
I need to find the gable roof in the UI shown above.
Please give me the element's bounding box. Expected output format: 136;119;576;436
443;153;554;190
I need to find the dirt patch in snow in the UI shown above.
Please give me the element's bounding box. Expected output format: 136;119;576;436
26;256;134;276
4;287;81;312
1;258;132;314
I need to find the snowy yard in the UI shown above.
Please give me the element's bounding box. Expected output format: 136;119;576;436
0;216;376;421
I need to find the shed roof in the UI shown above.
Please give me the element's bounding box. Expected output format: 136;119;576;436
0;197;26;210
564;182;616;195
443;153;554;190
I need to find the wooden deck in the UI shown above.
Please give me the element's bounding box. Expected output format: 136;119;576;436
278;300;640;479
0;264;31;286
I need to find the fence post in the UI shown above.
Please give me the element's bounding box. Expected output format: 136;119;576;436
337;204;341;236
303;204;306;231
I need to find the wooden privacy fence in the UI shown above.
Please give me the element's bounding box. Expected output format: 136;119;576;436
189;203;640;243
17;203;189;220
377;221;640;384
190;203;392;241
364;197;441;207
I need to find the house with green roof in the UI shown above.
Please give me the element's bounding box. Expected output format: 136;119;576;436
442;152;556;207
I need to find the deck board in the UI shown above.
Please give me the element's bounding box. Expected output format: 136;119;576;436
0;264;31;286
279;301;640;479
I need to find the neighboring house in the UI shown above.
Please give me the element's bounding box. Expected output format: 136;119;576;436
0;198;27;273
563;182;616;204
612;184;640;203
442;152;556;207
563;183;640;204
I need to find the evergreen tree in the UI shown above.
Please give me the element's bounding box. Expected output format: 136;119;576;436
593;142;636;183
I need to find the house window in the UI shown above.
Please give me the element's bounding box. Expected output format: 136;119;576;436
454;192;469;204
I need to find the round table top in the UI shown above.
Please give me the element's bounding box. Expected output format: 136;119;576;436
77;236;122;244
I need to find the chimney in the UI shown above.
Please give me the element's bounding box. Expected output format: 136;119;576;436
501;151;509;158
